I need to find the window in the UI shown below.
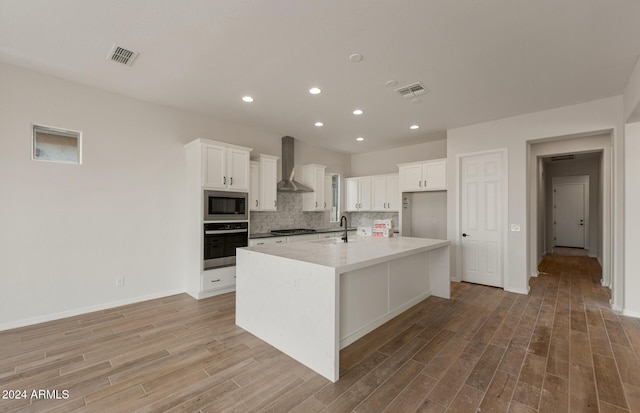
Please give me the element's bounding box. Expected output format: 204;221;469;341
329;174;340;222
32;124;82;164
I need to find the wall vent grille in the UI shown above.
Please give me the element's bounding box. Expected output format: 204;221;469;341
395;82;428;99
109;45;139;66
550;155;575;162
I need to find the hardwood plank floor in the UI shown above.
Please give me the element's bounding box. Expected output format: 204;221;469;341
1;254;638;412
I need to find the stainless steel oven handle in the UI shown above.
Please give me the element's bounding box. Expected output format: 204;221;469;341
205;229;249;235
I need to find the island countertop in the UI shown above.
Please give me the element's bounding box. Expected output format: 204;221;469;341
240;236;450;274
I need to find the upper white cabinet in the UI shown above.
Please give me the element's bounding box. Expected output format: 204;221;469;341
345;176;372;211
201;141;252;192
398;159;447;192
302;164;326;211
371;174;399;212
250;154;279;211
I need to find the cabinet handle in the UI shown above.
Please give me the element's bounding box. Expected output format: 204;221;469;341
224;176;227;185
419;180;422;187
275;240;284;244
424;180;427;187
274;200;277;207
324;202;326;208
315;201;318;208
230;177;233;185
257;242;264;245
256;200;259;207
210;279;221;283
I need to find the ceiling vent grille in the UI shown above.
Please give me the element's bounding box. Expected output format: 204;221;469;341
108;45;139;66
395;82;429;99
550;155;575;162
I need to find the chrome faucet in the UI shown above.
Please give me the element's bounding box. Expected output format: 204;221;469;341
340;215;348;243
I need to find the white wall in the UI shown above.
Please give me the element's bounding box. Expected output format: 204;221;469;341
624;122;640;317
350;139;446;176
624;57;640;122
447;97;624;305
0;62;350;330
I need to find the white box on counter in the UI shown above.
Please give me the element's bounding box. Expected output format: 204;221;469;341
372;228;394;237
373;219;394;229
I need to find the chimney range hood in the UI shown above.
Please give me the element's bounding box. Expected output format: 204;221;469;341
277;136;313;192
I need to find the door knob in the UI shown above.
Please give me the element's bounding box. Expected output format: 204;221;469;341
462;233;469;237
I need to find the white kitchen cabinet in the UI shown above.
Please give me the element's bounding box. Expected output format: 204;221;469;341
250;154;279;211
184;138;253;300
202;141;252;191
372;174;399;212
398;159;447;192
249;161;260;211
249;236;286;246
302;164;326;211
202;266;236;292
345;176;372;211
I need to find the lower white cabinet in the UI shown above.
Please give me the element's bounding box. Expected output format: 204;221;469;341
287;233;319;243
249;236;286;246
202;266;236;293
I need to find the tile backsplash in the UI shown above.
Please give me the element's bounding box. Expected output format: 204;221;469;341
249;192;399;234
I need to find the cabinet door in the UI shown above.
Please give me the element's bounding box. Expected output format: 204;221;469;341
227;148;250;191
202;144;227;189
260;157;278;211
371;176;388;211
386;175;400;211
424;161;447;190
399;163;424;192
359;176;372;211
249;161;260;211
345;178;360;211
302;165;326;211
324;175;333;211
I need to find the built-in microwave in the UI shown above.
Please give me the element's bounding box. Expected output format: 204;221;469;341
203;190;248;221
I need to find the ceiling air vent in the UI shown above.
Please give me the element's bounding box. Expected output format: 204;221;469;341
108;44;139;66
550;155;575;162
395;82;429;99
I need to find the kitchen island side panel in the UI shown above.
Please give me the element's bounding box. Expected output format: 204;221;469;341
235;249;340;381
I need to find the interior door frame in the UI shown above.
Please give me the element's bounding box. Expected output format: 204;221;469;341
552;175;590;250
455;148;508;289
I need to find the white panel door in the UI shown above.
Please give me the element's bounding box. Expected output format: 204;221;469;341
202;144;227;189
249;161;260;211
345;178;360;211
260;156;278;211
399;164;424;192
460;152;503;287
386;175;399;211
359;176;372;210
424;161;447;190
554;183;585;248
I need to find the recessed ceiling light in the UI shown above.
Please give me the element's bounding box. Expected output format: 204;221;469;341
386;80;398;87
314;122;324;127
353;109;364;115
356;137;364;141
309;87;322;95
349;53;363;63
410;125;420;130
242;96;254;103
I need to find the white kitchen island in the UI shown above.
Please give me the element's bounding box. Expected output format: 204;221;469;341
235;236;450;382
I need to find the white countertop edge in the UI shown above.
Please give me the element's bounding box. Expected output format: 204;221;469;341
239;238;450;274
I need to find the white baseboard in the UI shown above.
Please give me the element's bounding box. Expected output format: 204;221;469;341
0;289;185;332
622;308;640;319
504;286;530;295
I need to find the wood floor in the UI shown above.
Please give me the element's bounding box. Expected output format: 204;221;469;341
1;254;639;412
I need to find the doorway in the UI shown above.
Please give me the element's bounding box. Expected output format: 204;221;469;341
553;176;589;250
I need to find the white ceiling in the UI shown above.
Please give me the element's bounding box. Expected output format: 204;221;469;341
1;0;640;154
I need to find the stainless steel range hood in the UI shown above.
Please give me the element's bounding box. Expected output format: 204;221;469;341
277;136;313;192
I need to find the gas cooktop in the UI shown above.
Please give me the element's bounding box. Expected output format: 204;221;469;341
270;228;317;236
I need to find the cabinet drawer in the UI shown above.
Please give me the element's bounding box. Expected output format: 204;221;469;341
202;267;236;291
249;237;286;246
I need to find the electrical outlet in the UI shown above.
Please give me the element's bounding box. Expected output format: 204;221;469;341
116;276;125;287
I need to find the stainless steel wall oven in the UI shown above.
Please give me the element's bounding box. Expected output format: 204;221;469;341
203;221;248;270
